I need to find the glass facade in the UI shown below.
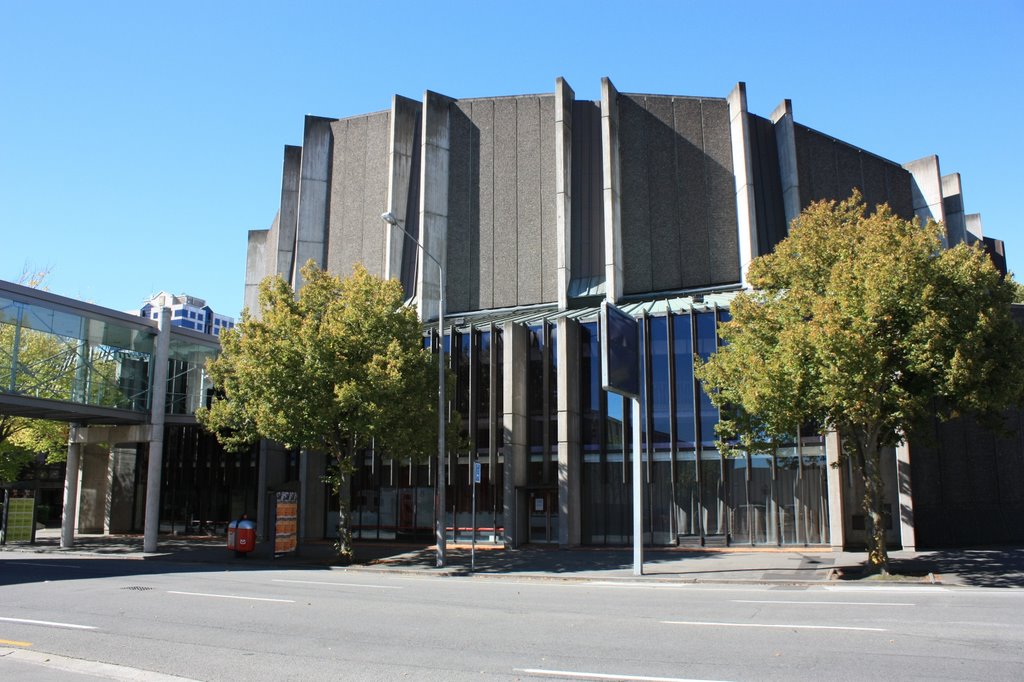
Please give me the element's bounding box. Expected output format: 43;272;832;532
341;305;829;548
347;326;505;544
581;308;830;547
0;293;217;417
1;294;155;412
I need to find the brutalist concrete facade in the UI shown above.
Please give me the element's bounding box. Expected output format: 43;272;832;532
244;78;1012;550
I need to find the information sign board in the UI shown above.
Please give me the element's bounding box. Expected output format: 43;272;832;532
600;300;640;399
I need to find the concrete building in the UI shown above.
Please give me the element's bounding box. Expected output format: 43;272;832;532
139;292;236;337
243;78;1020;550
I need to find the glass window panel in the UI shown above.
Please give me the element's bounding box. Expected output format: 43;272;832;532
671;314;695;447
675;451;700;537
700;450;725;536
696;312;718;446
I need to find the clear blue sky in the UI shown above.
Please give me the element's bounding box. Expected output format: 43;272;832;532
2;1;1021;317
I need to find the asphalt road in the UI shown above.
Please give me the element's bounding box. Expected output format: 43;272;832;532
1;554;1022;681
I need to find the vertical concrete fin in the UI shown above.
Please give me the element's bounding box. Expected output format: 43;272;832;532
825;430;846;550
601;77;623;303
896;441;916;551
965;213;984;243
727;82;758;287
770;98;801;231
940;172;967;245
555;77;575;311
294;116;335;290
503;321;531;547
143;307;171;553
278;145;302;284
556;317;581;546
385;95;423;281
244;227;269;317
903;155;947;247
417;91;453;322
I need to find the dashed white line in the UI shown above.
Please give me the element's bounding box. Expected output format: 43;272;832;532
661;620;886;632
0;616;96;630
514;668;731;682
167;591;294;603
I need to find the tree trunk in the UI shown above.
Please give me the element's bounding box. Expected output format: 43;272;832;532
332;436;357;564
852;429;889;574
335;459;354;564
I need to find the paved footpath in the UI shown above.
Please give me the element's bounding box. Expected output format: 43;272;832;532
4;529;1024;588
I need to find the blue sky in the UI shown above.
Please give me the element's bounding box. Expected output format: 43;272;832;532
2;1;1021;317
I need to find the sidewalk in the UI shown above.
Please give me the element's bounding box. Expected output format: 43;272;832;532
4;529;1024;588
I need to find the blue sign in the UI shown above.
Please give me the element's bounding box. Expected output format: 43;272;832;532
473;461;482;484
600;301;640;399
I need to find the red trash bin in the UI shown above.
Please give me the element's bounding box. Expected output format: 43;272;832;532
228;518;256;557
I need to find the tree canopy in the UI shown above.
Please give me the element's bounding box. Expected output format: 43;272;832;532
696;192;1024;571
1;269;70;484
197;261;440;561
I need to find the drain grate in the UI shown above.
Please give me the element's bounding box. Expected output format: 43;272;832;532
121;586;154;591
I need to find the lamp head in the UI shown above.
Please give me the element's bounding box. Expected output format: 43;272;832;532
380;211;399;226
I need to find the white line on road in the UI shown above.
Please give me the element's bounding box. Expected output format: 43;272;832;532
514;668;731;682
661;620;886;632
272;579;403;589
0;616;97;630
732;599;914;606
167;591;294;603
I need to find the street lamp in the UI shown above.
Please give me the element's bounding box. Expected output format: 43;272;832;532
381;211;447;568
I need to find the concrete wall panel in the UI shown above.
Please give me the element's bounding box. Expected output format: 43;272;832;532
278;146;302;282
646;96;680;293
294;116;334;288
493;98;519;308
835;143;863;199
517;97;543;305
362;111;390;273
702;99;739;285
860;153;889;211
673;97;710;289
447;102;476;314
323;112;390;280
244;227;269;315
618;95;651;295
474;100;496;310
539;95;557;305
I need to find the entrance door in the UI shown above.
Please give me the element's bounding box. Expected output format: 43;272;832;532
528;489;558;544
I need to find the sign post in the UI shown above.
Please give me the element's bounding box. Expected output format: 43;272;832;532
471;460;481;572
600;301;644;576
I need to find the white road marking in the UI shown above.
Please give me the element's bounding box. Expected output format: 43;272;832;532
167;591;294;603
661;620;886;632
733;599;913;606
514;668;731;682
272;579;402;589
0;616;96;630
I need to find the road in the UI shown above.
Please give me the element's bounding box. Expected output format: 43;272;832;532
1;553;1022;681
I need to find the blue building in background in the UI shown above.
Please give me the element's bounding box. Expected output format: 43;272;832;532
139;292;235;337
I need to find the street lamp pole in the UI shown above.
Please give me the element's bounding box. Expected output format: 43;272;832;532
381;212;447;568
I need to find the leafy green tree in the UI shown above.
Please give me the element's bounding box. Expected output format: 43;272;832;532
696;192;1024;572
197;261;441;562
1010;276;1024;304
1;267;70;483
